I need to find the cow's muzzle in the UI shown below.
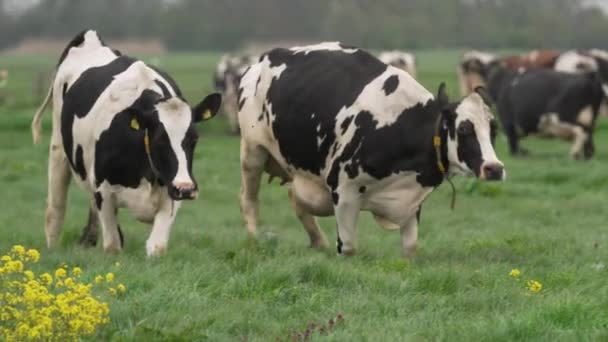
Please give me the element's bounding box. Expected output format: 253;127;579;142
169;182;198;200
479;162;505;181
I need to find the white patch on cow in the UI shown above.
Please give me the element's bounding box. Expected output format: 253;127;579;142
554;51;598;73
602;84;608;98
291;42;358;55
577;106;594;127
155;98;193;186
447;92;503;177
335;67;432;129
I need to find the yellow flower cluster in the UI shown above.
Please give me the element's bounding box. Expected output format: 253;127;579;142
0;245;124;341
508;268;543;293
526;280;542;293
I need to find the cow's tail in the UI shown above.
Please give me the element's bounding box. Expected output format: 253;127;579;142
32;81;53;144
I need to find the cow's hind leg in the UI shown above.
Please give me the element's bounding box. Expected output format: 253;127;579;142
239;141;268;237
79;208;99;247
288;187;329;250
79;207;124;248
45;137;71;248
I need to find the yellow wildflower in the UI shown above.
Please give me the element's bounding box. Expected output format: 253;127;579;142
1;255;11;263
509;269;521;278
72;267;82;277
65;277;75;288
94;275;103;284
105;273;115;283
40;273;53;286
26;249;40;262
55;268;67;279
527;280;542;292
117;284;126;293
24;270;35;280
11;245;26;256
108;288;117;295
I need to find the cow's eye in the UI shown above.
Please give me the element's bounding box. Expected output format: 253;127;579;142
457;122;474;135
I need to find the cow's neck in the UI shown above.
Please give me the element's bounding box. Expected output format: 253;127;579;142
414;106;449;188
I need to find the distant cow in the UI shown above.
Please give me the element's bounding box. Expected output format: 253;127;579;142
237;42;504;257
458;50;560;96
457;50;497;96
378;51;417;78
31;30;221;255
486;59;608;159
213;54;258;133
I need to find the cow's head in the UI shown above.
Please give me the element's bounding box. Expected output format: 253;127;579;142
437;84;505;181
135;92;222;200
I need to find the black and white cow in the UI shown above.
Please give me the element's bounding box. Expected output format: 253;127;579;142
486;59;608;159
457;50;497;96
31;30;221;256
378;51;417;78
213;54;258;133
237;42;505;257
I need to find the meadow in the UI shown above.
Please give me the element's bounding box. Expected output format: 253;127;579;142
1;49;607;341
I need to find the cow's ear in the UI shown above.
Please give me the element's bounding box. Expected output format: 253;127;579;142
193;93;222;123
474;86;493;107
437;82;449;106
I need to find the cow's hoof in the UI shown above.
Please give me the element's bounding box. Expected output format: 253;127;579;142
310;239;329;250
103;245;122;254
78;231;98;248
146;242;167;257
338;249;357;257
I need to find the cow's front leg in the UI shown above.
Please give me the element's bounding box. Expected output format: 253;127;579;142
96;192;122;253
146;197;181;256
400;208;420;258
334;191;361;256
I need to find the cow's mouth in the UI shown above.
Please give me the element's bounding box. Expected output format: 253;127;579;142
168;186;198;200
479;162;505;181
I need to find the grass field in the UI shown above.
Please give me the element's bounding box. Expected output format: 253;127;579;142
1;49;608;341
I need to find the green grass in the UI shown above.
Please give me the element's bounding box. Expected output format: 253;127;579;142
1;50;608;341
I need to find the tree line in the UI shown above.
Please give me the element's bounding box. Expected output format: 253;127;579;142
1;0;607;51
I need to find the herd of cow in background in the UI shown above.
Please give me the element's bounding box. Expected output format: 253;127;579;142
11;29;608;258
215;48;608;160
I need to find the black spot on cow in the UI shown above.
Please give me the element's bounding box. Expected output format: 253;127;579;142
62;83;68;98
149;65;183;98
94;91;163;188
382;75;399;95
359;186;366;193
94;192;103;210
456;120;483;177
264;47;387;175
326;102;449;192
254;75;262;96
336;234;343;254
61;56;137;172
340;116;353;134
331;192;339;205
154;80;171;99
74;145;87;180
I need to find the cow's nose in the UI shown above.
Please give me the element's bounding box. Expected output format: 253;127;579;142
172;182;198;200
480;162;505;181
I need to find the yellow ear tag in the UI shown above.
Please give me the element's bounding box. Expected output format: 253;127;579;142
202;110;212;120
130;117;140;130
